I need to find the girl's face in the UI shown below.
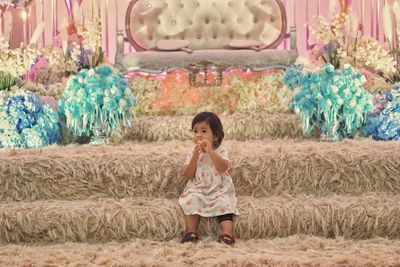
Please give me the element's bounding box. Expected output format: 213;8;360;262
192;121;217;149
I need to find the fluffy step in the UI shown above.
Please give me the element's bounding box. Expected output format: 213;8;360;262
0;236;399;267
124;113;308;141
1;195;399;243
1;140;400;202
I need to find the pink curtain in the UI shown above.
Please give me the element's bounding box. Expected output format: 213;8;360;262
0;0;394;61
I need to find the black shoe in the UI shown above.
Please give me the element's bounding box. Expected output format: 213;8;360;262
181;232;199;243
217;234;235;245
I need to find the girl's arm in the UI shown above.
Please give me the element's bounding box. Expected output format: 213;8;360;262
183;145;201;179
203;140;229;173
208;150;229;173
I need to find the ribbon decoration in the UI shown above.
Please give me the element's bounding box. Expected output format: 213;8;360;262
64;0;80;35
0;4;9;15
1;0;33;9
0;3;10;38
64;0;73;18
339;0;351;15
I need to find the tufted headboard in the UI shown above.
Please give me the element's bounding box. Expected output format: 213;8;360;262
116;0;297;78
125;0;287;51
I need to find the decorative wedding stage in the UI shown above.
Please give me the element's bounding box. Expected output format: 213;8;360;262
0;0;400;266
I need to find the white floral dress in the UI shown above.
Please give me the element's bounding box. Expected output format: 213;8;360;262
179;145;239;217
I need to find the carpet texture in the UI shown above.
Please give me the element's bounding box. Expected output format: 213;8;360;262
0;236;399;267
1;194;399;243
123;113;309;141
0;140;399;202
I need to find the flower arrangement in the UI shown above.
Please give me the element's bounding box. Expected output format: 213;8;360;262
58;65;135;142
309;13;349;69
129;70;292;116
351;36;397;83
28;17;104;85
364;84;400;140
381;1;400;83
75;17;104;69
27;45;79;85
0;89;60;148
283;63;373;140
0;38;37;91
309;2;400;85
27;79;68;100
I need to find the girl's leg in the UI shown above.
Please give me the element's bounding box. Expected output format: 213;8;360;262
219;219;234;237
184;214;200;233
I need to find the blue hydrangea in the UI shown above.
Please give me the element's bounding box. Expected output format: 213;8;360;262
283;65;304;90
365;84;400;140
0;90;60;149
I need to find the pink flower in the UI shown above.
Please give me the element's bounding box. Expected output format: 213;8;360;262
307;44;325;65
40;96;58;111
27;57;50;82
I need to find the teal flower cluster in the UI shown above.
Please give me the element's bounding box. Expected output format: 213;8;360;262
283;64;304;90
284;64;374;138
58;65;135;137
0;89;60;148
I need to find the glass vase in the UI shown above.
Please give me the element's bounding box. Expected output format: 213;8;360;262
90;122;109;145
320;123;342;142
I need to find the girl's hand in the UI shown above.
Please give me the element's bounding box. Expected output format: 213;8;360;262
193;144;202;157
202;139;213;154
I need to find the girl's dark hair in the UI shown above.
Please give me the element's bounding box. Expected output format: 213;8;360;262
191;112;224;148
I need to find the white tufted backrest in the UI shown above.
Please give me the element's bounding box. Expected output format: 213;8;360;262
125;0;287;51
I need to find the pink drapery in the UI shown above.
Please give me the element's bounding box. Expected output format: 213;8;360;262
0;0;395;61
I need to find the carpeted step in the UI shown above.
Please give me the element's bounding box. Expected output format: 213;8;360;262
1;195;399;243
1;140;399;202
0;236;399;266
124;113;308;141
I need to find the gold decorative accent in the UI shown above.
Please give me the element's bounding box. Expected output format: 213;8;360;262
187;61;225;87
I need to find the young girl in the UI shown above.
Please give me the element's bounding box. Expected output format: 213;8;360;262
179;112;238;245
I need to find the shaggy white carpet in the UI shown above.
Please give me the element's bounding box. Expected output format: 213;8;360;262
123;113;307;141
0;139;399;202
0;236;399;267
1;194;399;243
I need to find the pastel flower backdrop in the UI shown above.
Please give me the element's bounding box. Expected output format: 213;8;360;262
130;70;294;116
308;4;399;83
362;1;400;140
27;17;103;87
3;0;400;148
286;1;400;141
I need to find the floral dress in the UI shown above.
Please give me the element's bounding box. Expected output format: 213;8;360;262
179;145;239;217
